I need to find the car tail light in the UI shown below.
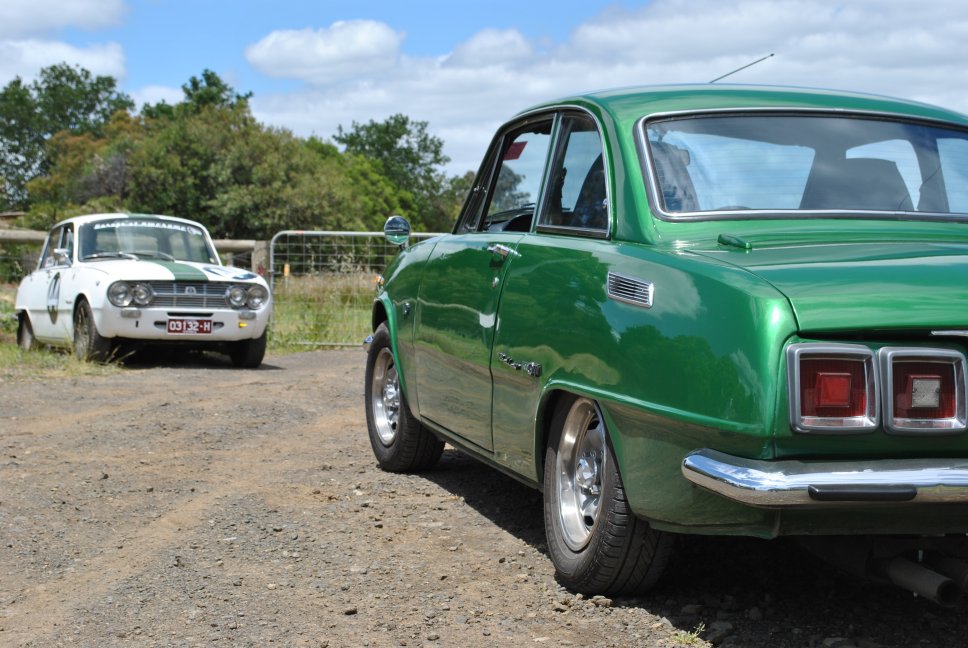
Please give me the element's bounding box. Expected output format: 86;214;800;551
788;344;878;433
881;348;966;434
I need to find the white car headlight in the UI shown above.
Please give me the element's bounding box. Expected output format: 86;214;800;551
132;283;154;306
108;281;133;307
246;285;269;310
226;285;248;308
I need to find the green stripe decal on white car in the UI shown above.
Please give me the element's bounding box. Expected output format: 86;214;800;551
149;261;211;281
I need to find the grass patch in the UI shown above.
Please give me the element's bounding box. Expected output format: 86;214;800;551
0;284;121;381
672;623;707;646
0;344;121;382
269;272;377;351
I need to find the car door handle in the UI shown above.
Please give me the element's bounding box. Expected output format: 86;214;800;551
487;244;519;259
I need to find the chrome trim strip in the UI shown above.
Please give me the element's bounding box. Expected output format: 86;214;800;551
879;347;968;435
682;448;968;507
933;330;968;338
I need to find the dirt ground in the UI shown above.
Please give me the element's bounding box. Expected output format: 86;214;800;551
1;349;966;648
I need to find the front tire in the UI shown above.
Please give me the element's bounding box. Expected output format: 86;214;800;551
17;313;35;351
73;300;112;362
543;395;673;595
364;323;443;472
229;330;267;368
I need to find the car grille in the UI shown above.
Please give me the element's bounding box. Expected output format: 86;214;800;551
147;282;229;308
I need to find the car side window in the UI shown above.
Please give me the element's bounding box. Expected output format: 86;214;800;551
539;114;608;233
40;226;69;268
460;121;552;234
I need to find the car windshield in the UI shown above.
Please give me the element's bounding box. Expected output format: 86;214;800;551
78;218;217;263
645;113;968;218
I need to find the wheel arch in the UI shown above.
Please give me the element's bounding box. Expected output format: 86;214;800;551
371;297;390;333
71;293;92;331
534;387;629;489
370;294;418;412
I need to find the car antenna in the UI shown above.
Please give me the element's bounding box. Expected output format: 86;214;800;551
709;53;774;83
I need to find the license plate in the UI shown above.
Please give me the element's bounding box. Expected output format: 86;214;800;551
167;319;213;335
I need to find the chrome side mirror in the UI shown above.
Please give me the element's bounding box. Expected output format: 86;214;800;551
384;215;411;247
53;248;72;266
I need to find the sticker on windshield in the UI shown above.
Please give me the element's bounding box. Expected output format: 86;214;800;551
504;142;527;161
93;220;204;236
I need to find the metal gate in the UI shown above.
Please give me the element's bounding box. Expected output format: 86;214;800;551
268;230;440;347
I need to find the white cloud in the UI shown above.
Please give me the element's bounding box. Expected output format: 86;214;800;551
445;29;533;68
0;39;125;84
245;20;404;85
129;84;183;110
0;0;126;86
0;0;125;38
249;1;968;176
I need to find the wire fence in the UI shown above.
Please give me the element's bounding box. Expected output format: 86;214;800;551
0;243;40;284
268;231;440;347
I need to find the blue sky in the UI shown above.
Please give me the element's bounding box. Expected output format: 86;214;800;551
3;0;968;174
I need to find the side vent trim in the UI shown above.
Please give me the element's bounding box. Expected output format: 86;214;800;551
607;272;653;308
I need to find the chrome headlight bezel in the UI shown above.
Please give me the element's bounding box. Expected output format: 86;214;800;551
226;285;248;308
245;285;269;310
131;282;154;306
108;281;133;307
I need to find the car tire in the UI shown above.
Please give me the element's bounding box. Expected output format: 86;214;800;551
17;313;35;352
543;395;673;595
73;299;112;362
229;330;267;368
365;322;443;472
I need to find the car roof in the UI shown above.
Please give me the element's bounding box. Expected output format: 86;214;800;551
50;212;207;231
521;83;968;127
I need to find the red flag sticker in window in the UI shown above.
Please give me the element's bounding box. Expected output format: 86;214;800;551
504;141;527;160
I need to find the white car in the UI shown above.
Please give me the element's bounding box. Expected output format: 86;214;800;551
15;213;272;367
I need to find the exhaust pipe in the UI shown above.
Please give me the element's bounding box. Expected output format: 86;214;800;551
924;553;968;592
797;538;963;607
877;557;961;607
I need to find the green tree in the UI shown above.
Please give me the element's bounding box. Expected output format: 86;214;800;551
0;63;133;209
142;69;252;121
27;110;144;212
0;78;41;209
334;114;451;230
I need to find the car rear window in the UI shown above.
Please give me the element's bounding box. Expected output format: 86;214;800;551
644;113;968;219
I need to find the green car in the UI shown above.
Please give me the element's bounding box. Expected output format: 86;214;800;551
364;84;968;604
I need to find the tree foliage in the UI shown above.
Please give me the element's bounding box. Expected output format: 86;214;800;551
4;64;472;239
0;64;133;209
335;114;459;230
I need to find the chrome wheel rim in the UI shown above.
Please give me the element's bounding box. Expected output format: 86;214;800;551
371;347;400;446
555;398;606;551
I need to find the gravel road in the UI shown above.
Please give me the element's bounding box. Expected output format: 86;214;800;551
1;350;965;647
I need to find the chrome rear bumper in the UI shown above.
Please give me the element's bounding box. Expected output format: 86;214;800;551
682;449;968;507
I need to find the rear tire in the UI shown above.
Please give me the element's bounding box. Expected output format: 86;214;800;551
73;300;112;362
365;323;443;472
230;330;267;368
17;313;35;351
543;395;673;595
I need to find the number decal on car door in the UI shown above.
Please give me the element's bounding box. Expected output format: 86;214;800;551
46;272;61;324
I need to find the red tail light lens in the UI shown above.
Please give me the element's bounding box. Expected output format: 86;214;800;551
881;348;966;434
800;359;868;418
788;344;878;433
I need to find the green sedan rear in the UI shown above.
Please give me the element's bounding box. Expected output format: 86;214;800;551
364;84;968;604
